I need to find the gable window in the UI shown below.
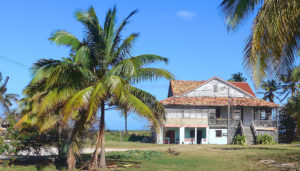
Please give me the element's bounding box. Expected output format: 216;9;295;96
213;85;218;92
216;130;222;138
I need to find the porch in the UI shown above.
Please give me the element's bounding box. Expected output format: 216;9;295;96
164;127;208;144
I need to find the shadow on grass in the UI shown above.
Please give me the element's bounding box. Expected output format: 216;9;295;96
11;156;67;171
214;147;289;151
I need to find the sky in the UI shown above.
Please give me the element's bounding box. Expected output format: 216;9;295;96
0;0;261;130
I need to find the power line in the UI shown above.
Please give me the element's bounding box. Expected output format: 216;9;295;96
0;55;30;69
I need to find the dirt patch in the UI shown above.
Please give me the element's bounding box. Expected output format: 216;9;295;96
260;159;300;170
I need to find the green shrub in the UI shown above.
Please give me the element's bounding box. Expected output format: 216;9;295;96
232;135;247;145
257;134;275;144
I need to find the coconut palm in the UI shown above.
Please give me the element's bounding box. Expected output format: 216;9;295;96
258;79;280;102
0;72;18;114
228;72;247;82
16;56;95;169
47;6;173;169
220;0;300;86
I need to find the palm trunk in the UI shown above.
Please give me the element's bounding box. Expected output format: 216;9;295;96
90;101;106;170
58;123;63;161
125;110;128;135
67;146;76;170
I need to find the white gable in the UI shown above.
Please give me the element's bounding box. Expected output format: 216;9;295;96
183;78;252;98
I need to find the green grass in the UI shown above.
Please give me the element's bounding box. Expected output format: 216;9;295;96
1;143;300;170
105;130;151;142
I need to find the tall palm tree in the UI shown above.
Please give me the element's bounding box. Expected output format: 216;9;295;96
258;79;280;102
220;0;300;86
0;72;18;114
228;72;247;82
36;6;173;170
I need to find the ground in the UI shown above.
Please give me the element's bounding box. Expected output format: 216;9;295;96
1;131;300;170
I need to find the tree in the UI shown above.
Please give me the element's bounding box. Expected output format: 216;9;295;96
228;72;247;82
220;0;300;86
258;80;280;102
284;95;300;137
279;69;298;102
19;6;173;170
0;72;18;114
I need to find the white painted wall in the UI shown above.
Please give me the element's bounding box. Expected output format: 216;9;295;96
184;79;252;98
208;128;227;144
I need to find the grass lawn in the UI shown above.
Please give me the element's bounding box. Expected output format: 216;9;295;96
1;142;300;170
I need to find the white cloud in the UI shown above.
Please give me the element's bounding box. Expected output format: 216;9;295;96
176;10;196;20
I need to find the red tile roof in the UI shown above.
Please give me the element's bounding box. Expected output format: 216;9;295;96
169;80;256;97
160;97;280;108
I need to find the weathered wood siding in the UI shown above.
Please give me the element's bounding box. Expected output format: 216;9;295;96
184;79;252;98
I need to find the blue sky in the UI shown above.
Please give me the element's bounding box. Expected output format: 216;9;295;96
0;0;260;130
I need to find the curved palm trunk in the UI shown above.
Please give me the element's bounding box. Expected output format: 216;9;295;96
90;101;106;170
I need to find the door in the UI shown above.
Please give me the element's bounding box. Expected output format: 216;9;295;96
197;130;202;144
243;107;252;125
166;130;175;144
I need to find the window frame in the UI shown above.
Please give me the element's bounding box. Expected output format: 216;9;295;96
213;85;218;92
215;130;222;138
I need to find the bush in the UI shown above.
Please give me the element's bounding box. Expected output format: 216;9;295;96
279;111;296;143
232;135;246;145
257;134;275;144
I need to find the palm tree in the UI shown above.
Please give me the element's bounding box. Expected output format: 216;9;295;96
258;80;280;102
228;72;247;82
220;0;300;86
279;70;298;102
16;56;94;169
0;72;18;114
30;6;173;170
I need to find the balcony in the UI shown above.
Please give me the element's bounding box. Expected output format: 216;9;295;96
209;119;241;127
253;120;277;127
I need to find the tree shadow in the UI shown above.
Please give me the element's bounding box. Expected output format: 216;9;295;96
214;147;289;151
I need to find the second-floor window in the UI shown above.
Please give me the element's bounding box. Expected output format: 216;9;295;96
213;85;218;92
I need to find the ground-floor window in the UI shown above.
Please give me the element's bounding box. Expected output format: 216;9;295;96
216;130;222;138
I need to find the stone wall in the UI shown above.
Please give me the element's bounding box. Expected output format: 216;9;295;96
257;130;278;143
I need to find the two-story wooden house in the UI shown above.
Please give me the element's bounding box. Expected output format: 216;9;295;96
156;76;280;145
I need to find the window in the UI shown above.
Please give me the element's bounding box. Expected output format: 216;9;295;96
260;110;267;120
233;109;241;120
213;85;218;92
190;130;195;138
216;107;221;118
216;130;222;138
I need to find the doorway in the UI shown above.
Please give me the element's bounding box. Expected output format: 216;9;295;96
166;130;175;144
197;130;202;144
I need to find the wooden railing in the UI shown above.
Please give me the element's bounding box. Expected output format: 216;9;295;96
240;120;245;136
253;120;277;127
209;119;240;127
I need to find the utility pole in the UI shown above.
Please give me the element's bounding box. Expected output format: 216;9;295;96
227;84;230;144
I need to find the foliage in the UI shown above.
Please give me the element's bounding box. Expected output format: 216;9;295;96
257;134;275;144
106;150;162;160
278;110;296;143
283;95;300;136
258;79;280;102
279;69;298;102
220;0;300;86
228;72;247;82
232;134;247;145
0;72;18;114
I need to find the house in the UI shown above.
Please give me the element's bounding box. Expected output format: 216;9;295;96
156;76;280;145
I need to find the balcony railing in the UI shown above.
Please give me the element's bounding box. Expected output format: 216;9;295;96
253;120;277;127
208;119;240;126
